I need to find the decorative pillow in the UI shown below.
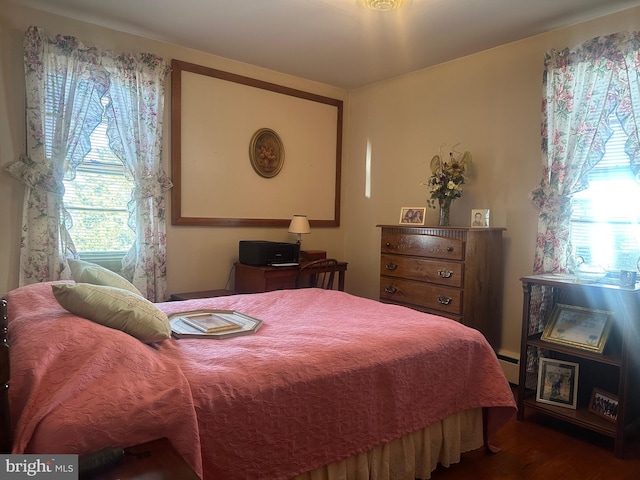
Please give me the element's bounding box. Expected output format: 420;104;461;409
68;259;142;296
52;283;171;344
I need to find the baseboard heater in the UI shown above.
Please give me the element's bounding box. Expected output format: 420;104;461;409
497;351;519;385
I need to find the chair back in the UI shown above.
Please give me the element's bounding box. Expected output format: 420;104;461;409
295;259;338;290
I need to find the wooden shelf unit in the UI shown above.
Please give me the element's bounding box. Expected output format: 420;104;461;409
518;274;640;457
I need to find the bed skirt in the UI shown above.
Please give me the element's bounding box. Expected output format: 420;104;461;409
293;408;483;480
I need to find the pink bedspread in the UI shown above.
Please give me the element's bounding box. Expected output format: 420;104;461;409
7;282;516;480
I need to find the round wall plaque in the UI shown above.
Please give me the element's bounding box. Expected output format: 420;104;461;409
249;128;284;178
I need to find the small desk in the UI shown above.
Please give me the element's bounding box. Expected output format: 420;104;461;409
93;437;199;480
235;261;348;293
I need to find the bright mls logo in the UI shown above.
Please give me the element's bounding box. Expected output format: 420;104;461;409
1;455;77;479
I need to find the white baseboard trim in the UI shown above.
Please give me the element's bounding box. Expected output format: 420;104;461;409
497;349;519;385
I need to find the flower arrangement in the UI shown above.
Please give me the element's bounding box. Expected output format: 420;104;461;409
423;143;472;209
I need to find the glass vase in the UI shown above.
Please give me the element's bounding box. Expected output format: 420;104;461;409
438;199;451;226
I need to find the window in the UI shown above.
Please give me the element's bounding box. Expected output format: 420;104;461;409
571;114;640;271
62;100;134;263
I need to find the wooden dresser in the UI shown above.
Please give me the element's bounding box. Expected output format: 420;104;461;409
377;225;504;349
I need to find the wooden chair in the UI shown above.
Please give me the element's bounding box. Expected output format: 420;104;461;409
294;259;338;290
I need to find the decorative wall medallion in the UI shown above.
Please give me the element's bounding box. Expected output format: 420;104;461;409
249;128;284;178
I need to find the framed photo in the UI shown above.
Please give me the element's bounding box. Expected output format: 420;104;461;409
541;304;613;354
471;209;490;227
536;357;579;409
249;128;284;178
399;207;426;225
588;388;618;423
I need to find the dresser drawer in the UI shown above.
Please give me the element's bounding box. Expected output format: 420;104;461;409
381;233;464;260
380;254;463;288
379;277;462;315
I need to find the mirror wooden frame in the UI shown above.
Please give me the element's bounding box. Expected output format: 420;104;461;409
170;59;343;227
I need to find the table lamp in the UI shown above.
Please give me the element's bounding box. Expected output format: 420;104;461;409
288;214;311;245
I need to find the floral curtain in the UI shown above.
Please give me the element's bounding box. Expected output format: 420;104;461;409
103;53;172;301
6;26;171;301
526;32;640;386
6;26;107;284
617;32;640;177
531;33;626;276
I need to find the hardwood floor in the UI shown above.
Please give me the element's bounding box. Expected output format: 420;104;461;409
430;387;640;480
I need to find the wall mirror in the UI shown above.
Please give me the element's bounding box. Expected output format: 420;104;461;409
170;59;343;227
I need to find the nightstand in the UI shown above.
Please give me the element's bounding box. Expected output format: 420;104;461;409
300;249;326;261
92;437;199;479
169;289;234;301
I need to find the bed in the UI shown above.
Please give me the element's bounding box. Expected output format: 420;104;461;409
1;280;516;480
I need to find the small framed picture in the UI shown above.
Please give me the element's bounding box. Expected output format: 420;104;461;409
537;357;579;409
588;388;618;423
399;207;426;225
541;304;613;354
471;209;490;227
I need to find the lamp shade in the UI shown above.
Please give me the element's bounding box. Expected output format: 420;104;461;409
288;215;311;245
288;215;311;235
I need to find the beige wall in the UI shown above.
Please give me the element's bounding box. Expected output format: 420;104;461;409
344;8;640;361
2;3;640;363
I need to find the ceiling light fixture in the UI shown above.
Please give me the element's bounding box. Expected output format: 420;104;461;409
364;0;404;11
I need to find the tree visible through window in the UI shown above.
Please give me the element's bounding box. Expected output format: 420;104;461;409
571;113;640;271
62;99;134;255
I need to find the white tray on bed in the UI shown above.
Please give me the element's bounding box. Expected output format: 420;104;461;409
169;309;262;339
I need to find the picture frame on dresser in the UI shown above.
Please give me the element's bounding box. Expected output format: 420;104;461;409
471;209;490;227
536;357;579;409
398;207;426;225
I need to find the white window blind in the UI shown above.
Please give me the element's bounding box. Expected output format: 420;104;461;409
571;114;640;271
62;98;134;254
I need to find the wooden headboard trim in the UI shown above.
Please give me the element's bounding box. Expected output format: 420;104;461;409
1;298;11;453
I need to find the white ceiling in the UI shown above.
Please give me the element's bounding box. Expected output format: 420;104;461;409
8;0;640;89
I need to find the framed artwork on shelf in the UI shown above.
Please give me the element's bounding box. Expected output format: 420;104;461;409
588;388;618;423
399;207;426;225
541;304;613;354
471;209;490;227
536;357;579;409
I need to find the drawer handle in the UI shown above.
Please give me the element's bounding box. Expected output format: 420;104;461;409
446;247;454;252
385;242;396;250
437;269;453;278
384;285;397;294
437;295;452;305
385;262;398;271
